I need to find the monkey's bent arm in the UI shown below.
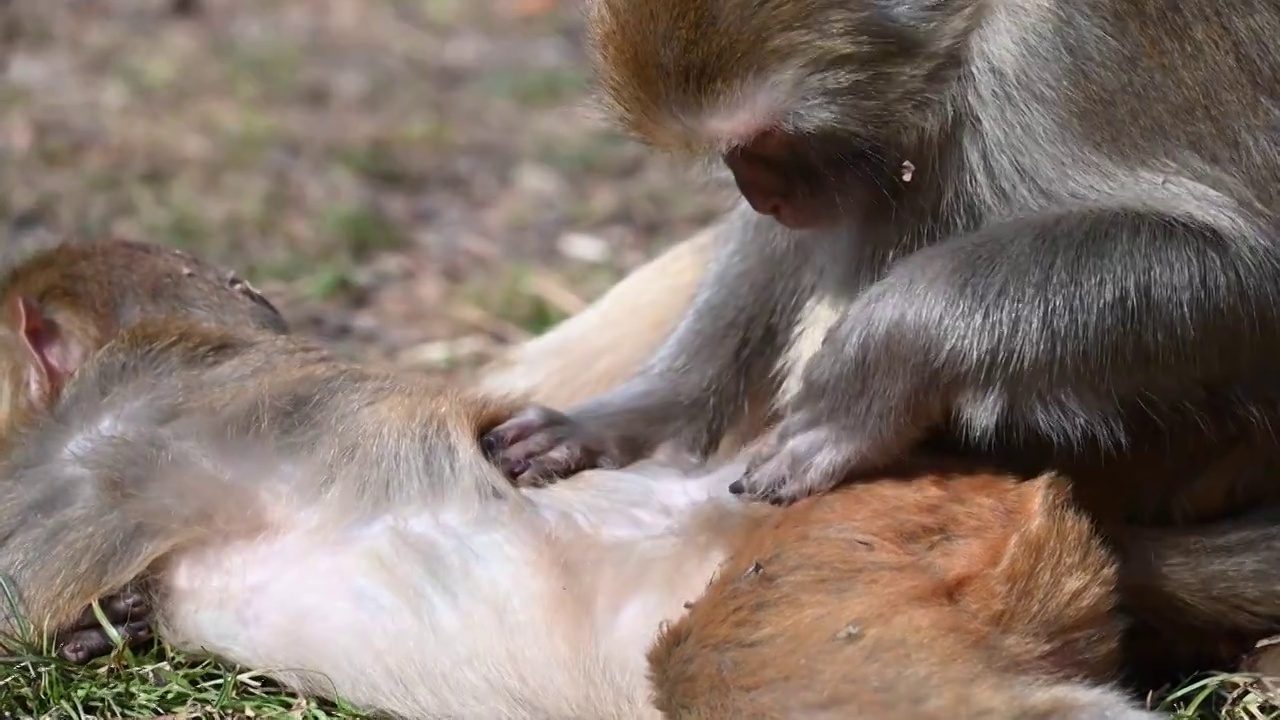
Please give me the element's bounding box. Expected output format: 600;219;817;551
567;206;811;458
806;207;1280;451
0;425;250;634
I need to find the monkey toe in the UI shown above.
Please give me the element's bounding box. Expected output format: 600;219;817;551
100;589;149;623
57;620;153;665
56;589;154;664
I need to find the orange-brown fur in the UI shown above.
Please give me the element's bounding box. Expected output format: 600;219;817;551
651;469;1133;719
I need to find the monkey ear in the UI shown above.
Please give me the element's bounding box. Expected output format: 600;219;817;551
8;295;82;402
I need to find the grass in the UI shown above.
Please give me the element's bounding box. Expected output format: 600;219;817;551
0;583;368;719
0;648;369;720
0;576;1275;718
0;646;1276;719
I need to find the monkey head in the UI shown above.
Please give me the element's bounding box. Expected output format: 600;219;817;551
588;0;981;229
0;239;288;432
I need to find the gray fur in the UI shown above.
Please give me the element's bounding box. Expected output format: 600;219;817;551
487;0;1280;503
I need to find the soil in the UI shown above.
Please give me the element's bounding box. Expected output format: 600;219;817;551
0;0;735;371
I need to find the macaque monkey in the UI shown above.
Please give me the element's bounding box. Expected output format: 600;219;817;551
479;225;1280;682
0;238;289;664
483;0;1280;513
0;240;1160;719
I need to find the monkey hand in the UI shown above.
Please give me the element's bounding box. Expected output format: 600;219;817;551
56;588;154;664
727;413;872;504
482;405;627;487
730;345;939;503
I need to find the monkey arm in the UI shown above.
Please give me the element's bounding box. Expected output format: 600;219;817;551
485;205;810;484
574;205;811;450
0;428;241;640
737;207;1280;502
873;208;1280;442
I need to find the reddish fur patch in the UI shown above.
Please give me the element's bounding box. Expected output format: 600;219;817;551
649;471;1124;718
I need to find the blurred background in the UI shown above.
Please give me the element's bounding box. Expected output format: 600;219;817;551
0;0;734;372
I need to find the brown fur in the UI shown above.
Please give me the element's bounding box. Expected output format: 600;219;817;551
0;238;287;441
651;470;1137;719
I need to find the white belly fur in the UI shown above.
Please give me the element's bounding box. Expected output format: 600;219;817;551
157;459;746;720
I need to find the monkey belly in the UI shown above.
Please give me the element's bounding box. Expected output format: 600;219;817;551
150;462;747;720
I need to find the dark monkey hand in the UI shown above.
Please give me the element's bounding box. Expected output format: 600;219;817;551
730;283;949;504
56;587;154;664
482;406;625;486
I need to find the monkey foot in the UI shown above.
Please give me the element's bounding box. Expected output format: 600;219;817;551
481;405;622;487
57;590;154;664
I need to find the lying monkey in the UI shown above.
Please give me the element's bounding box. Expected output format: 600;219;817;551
0;238;1159;719
0;237;290;662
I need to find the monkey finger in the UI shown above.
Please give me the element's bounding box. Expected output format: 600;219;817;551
482;406;571;458
499;432;569;479
57;620;153;665
735;427;864;504
65;590;150;632
513;443;602;487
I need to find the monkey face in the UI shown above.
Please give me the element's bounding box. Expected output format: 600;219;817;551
588;0;976;227
722;128;897;230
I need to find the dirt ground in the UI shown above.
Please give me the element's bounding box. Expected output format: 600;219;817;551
0;0;735;369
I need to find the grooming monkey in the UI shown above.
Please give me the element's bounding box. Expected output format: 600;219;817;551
0;238;289;663
479;224;1280;681
483;0;1280;510
0;239;1160;719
